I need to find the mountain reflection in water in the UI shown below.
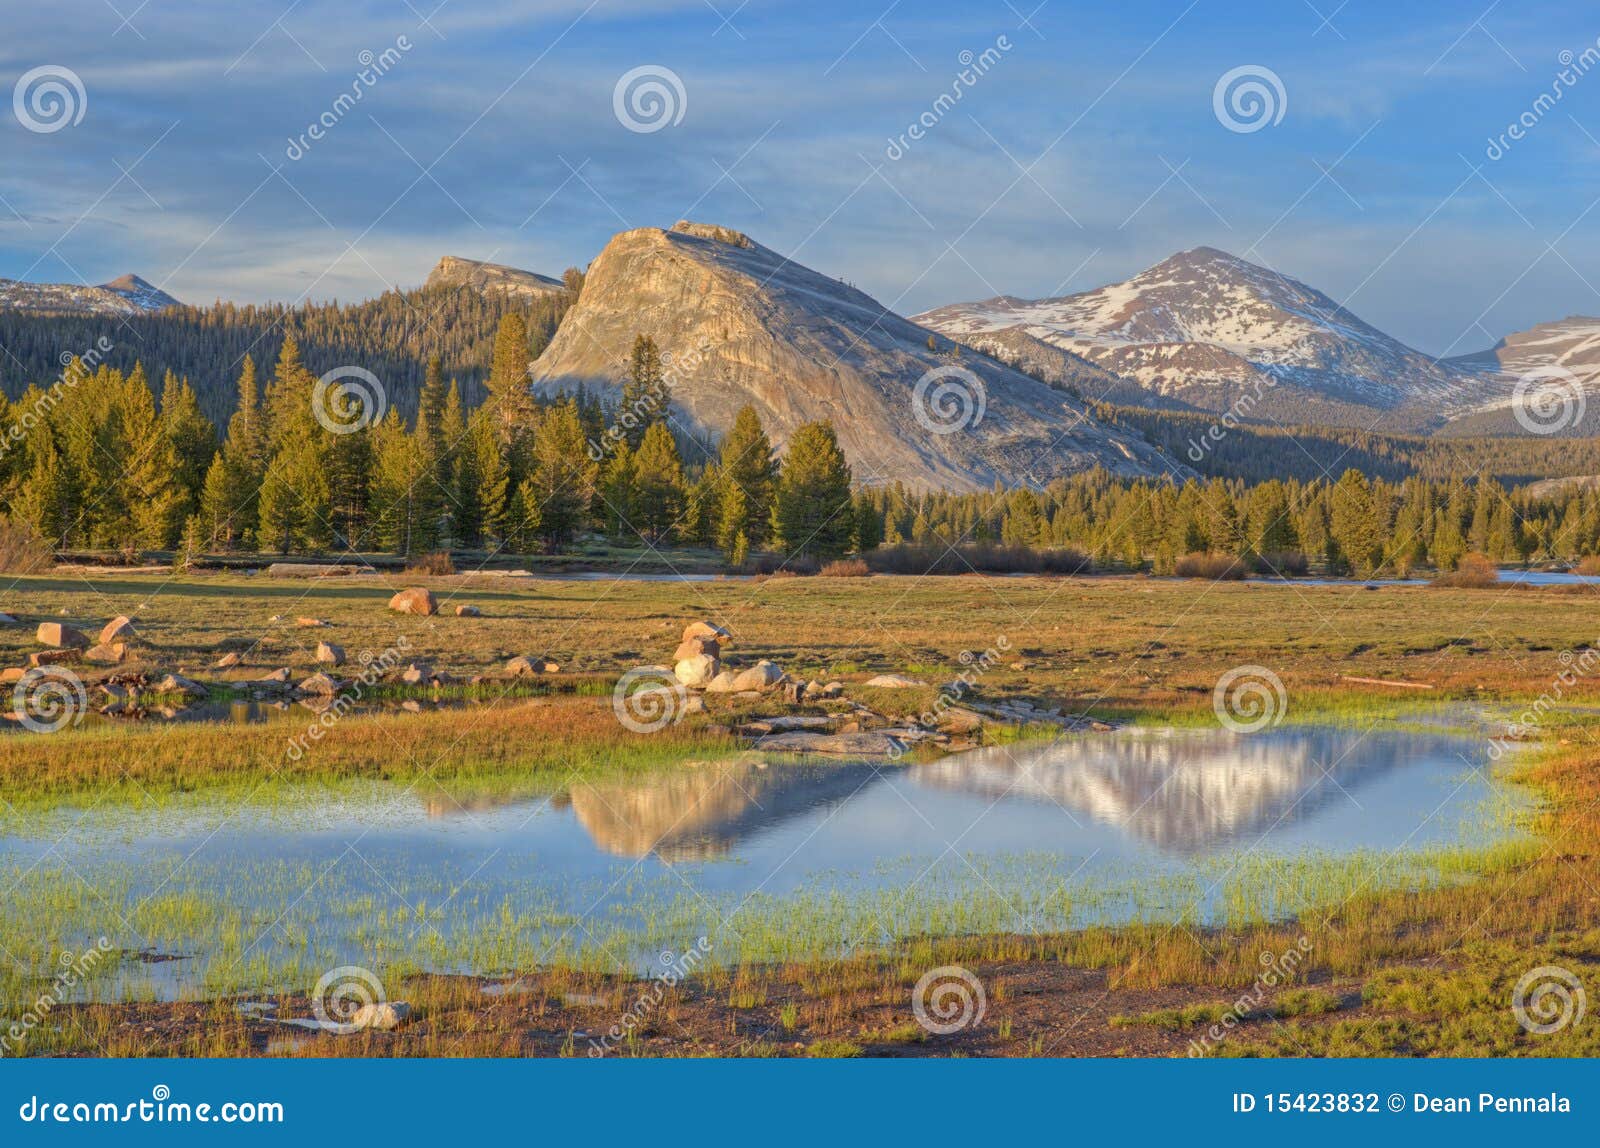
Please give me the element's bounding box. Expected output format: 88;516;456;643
412;726;1488;860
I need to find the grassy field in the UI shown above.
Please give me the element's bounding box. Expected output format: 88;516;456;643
2;568;1598;1057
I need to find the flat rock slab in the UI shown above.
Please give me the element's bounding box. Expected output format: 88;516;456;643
753;729;924;758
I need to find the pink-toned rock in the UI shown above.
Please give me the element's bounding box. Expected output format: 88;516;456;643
36;622;89;649
673;636;720;662
99;616;136;644
84;642;126;665
29;649;80;668
388;588;437;616
682;621;731;646
455;605;481;617
315;641;346;666
674;654;721;688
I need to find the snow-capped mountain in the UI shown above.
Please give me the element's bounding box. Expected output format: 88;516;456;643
1441;316;1600;435
0;273;180;316
530;221;1182;490
914;247;1491;429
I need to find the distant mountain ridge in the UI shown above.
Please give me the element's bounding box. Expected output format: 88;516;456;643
0;273;179;316
529;220;1182;490
425;255;565;299
913;247;1503;431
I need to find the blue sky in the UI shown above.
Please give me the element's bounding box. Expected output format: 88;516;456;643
2;0;1598;355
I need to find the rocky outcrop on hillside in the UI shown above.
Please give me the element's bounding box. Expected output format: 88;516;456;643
528;221;1179;489
425;256;564;299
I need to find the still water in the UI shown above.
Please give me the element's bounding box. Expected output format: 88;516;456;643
2;723;1525;998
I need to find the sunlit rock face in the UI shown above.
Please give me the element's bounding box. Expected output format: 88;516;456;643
529;221;1180;491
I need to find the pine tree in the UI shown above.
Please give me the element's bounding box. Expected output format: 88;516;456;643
467;406;509;545
617;334;668;450
772;420;855;560
485;312;534;442
527;399;597;546
159;370;217;520
632;422;685;542
600;442;638;537
715;405;777;548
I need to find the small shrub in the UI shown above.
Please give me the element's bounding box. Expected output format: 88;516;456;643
0;516;52;574
1430;552;1499;589
1255;551;1309;577
864;543;1090;576
745;552;818;576
405;551;456;576
818;558;870;577
1174;552;1247;580
1575;555;1600;576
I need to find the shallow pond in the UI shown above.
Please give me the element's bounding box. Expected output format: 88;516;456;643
0;721;1530;1000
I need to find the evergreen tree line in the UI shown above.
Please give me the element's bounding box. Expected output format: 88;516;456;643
1096;403;1600;487
857;470;1600;576
0;316;861;563
0;277;580;428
